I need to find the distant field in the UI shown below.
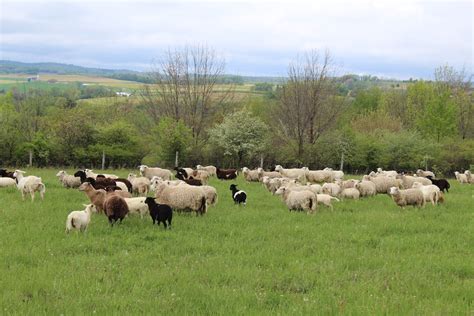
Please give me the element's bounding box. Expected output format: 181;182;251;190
0;169;472;314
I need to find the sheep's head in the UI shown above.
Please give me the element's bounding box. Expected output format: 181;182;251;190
56;170;66;177
275;165;283;172
412;182;422;188
389;187;399;195
128;173;136;180
83;204;97;213
78;182;92;191
229;184;238;191
13;170;25;178
242;167;249;173
274;187;285;195
139;165;147;174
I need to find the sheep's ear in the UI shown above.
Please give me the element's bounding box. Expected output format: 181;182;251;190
83;204;89;207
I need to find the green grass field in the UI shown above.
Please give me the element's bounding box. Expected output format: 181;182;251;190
0;169;472;314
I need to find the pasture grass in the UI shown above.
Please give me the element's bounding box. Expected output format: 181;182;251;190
0;169;472;314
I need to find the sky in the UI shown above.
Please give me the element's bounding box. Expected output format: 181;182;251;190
0;0;472;79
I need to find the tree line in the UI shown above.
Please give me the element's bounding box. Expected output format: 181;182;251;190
0;46;472;176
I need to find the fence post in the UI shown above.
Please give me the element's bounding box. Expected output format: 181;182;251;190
175;151;179;168
28;150;33;167
260;154;264;169
339;152;344;171
101;150;105;170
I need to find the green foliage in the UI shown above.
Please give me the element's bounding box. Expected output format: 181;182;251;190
209;111;268;165
352;87;382;113
152;117;193;167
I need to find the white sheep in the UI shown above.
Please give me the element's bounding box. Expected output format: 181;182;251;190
128;173;151;195
139;165;172;180
454;171;469;184
340;179;359;189
323;167;344;180
275;186;317;214
154;182;207;215
196;165;217;177
355;181;377;197
242;167;260;182
389;187;425;208
0;177;17;188
257;168;281;180
398;175;431;189
13;170;45;201
280;182;320;195
65;204;97;233
322;182;341;197
124;197;149;218
275;165;307;182
200;185;218;206
368;175;402;194
340;188;360;200
416;169;435;178
376;168;398;177
464;170;474;183
305;169;334;183
56;170;81;189
412;181;440;206
316;194;340;210
84;169;118;180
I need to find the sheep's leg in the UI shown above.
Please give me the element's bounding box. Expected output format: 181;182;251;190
163;221;167;229
21;190;25;201
30;191;35;202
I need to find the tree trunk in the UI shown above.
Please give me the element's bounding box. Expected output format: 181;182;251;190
340;152;344;171
175;151;179;168
28;150;33;167
101;150;105;170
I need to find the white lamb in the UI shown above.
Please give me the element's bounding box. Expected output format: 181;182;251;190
322;182;341;197
454;171;469;184
316;194;340;210
412;182;441;206
124;197;149;218
65;204;97;233
139;165;172;180
275;165;307;182
13;170;46;201
56;170;81;189
0;177;16;188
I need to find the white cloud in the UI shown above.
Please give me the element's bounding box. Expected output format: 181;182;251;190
0;0;471;78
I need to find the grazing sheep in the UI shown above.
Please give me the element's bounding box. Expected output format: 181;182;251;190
316;194;340;210
275;186;317;214
187;170;210;184
103;194;129;226
0;177;16;188
416;169;436;178
56;170;81;189
74;170;117;190
114;178;133;193
196;165;217;177
230;184;247;205
200;185;218;206
340;179;359;189
397;175;432;189
78;182;106;212
389;187;425;208
127;173;151;195
412;181;441;206
454;171;469;184
368;175;402;194
426;176;450;193
257;168;281;180
322;182;341;197
340;188;360;200
65;204;97;233
13;170;46;201
376;168;398;177
266;177;293;195
355;181;377;197
182;177;203;186
0;168;15;179
154;183;207;215
104;186;132;198
323;167;344;180
139;165;172;180
144;197;173;228
305;183;322;194
465;171;474;184
305;169;334;183
242;167;260;182
216;168;237;180
275;165;307;182
124;197;148;218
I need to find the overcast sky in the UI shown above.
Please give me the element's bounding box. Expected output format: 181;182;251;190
0;0;472;79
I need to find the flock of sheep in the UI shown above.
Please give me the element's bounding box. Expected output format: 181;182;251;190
0;165;472;232
242;166;471;213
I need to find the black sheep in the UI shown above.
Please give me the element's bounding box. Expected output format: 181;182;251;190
230;184;247;205
183;177;202;186
144;197;173;228
217;168;237;180
426;176;450;193
0;168;15;179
